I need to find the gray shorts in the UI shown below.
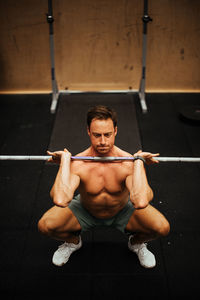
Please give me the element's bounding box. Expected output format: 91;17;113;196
68;194;135;233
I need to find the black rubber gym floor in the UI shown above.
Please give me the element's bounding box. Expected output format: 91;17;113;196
0;93;199;300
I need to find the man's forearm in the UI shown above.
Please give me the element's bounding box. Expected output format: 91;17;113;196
130;160;153;209
51;155;73;207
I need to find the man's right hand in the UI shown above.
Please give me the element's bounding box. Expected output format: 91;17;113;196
47;148;71;164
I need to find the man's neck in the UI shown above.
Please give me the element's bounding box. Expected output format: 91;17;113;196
89;146;117;157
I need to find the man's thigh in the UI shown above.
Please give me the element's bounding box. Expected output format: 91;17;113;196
41;205;82;232
125;204;169;234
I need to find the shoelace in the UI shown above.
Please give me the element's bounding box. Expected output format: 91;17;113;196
57;242;69;252
57;242;78;252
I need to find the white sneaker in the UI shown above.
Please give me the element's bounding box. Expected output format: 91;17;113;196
52;236;82;266
128;235;156;268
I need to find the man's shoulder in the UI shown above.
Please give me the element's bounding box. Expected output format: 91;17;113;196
71;148;91;172
114;146;132;157
114;146;134;173
75;148;91;157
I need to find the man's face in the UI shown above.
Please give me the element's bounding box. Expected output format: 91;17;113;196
87;118;117;155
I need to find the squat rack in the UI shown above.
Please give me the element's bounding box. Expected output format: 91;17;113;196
46;0;152;114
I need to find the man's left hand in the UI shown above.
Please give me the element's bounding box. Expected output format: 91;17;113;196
134;150;160;165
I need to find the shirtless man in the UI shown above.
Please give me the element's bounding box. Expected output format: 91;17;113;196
38;105;170;268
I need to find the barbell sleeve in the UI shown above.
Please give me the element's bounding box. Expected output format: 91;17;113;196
0;155;50;161
155;157;200;162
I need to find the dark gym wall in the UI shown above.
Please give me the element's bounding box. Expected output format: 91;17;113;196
0;0;199;93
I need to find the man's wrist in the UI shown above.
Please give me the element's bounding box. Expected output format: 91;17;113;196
61;153;71;164
133;156;146;163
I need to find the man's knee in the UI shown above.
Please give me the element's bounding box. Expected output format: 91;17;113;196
154;218;170;237
38;217;58;236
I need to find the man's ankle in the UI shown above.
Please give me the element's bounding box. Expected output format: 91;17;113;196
65;235;80;245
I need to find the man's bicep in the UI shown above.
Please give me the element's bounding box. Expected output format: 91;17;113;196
50;173;80;199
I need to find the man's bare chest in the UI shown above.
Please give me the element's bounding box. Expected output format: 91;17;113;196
78;163;130;195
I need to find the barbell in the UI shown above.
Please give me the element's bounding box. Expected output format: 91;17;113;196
0;155;200;162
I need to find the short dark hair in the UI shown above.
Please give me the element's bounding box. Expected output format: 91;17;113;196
87;105;117;129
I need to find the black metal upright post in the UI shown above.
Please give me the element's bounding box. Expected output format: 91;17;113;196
46;0;59;113
139;0;152;113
